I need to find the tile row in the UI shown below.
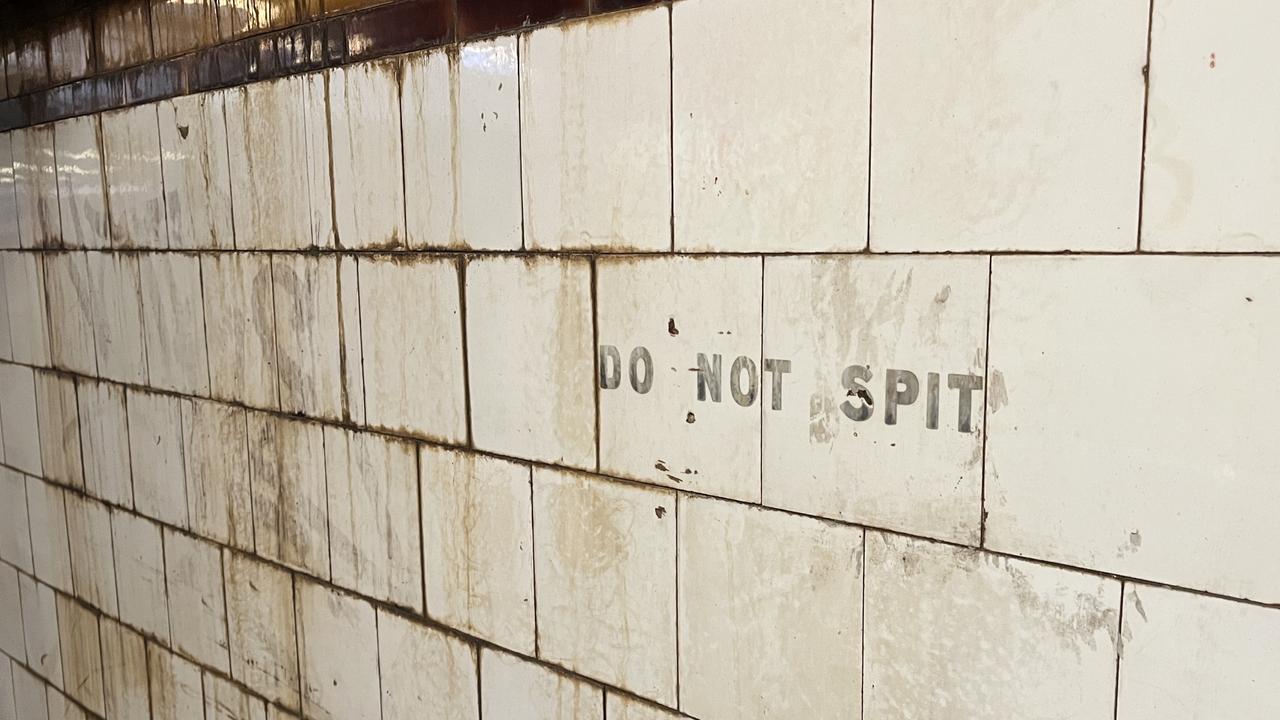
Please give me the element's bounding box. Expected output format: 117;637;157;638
3;251;1280;604
2;0;1278;252
2;465;1279;719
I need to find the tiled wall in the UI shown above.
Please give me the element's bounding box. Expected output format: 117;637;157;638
1;0;1279;719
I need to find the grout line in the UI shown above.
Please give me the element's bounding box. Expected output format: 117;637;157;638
757;255;764;502
1135;0;1157;251
673;492;681;711
864;0;875;251
528;466;540;658
979;254;993;547
590;257;600;472
456;256;473;447
1111;580;1127;720
859;526;868;718
516;32;528;253
667;2;675;253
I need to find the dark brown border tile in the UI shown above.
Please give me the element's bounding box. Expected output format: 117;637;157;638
457;0;588;39
345;0;453;61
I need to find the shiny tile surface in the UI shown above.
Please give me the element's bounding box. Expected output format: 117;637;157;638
329;61;405;249
53;116;109;249
11;124;61;248
101;104;168;248
158;91;234;249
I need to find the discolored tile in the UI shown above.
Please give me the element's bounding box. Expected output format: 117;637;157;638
96;0;155;71
163;529;230;672
247;412;330;578
328;61;405;249
77;379;133;507
377;611;479;719
158;91;234;249
480;649;602;719
181;398;254;551
53;116;109;249
112;510;171;642
296;580;381;720
102;104;168;249
458;0;588;38
11;124;61;248
224;550;300;710
201;252;279;408
139;252;210;394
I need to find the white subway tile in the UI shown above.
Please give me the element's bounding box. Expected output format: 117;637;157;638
85;252;147;384
64;494;118;614
33;371;82;489
159;91;235;250
673;0;870;252
421;446;535;654
864;532;1119;719
25;478;72;592
18;574;62;687
148;643;204;720
163;529;229;672
0;363;41;475
181;398;253;551
0;467;33;573
76;379;133;508
520;8;671;252
1117;584;1280;718
2;251;50;366
111;510;170;643
324;427;422;610
11;663;48;720
0;563;23;658
126;389;189;528
466;256;595;468
101;104;168;249
533;469;676;705
0;132;19;249
605;695;685;720
330;61;405;250
11;125;61;248
201;252;279;408
0;255;11;359
870;0;1147;251
987;256;1280;603
1142;0;1280;251
402;37;522;251
100;617;150;720
376;610;479;720
204;673;267;720
225;75;329;250
357;255;466;442
44;688;85;720
597;255;762;501
271;253;343;420
139;252;210;394
296;581;380;720
480;649;603;719
42;252;97;376
762;255;988;542
0;655;13;720
55;595;103;715
53;116;108;250
247;413;329;578
679;497;862;718
224;550;299;711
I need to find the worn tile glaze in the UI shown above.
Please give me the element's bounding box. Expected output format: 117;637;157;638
159;91;234;249
102;105;168;249
329;61;405;249
53;116;109;250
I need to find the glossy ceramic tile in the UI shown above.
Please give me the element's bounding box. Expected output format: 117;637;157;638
466;255;595;468
377;611;479;720
126;389;189;528
296;581;381;720
102;104;168;249
47;14;93;85
987;256;1280;603
420;446;536;654
0;362;40;475
139;252;210;394
864;532;1120;720
77;379;133;507
329;61;405;249
147;643;204;718
0;133;19;249
159;91;234;249
225;75;330;250
86;251;148;384
53;116;109;249
520;8;671;251
1117;584;1280;718
100;617;151;720
870;0;1147;251
65;493;118;615
0;467;34;572
762;255;989;543
19;574;62;687
201;252;279;408
673;0;870;252
679;497;862;719
11;125;61;248
43;251;98;375
181;398;254;551
2;251;51;366
533;468;677;704
457;0;588;38
247;412;330;578
1142;0;1280;251
324;427;422;610
401;38;523;250
597;255;762;501
95;0;155;71
479;649;603;719
203;673;268;720
11;664;48;720
25;477;73;592
11;32;49;95
271;253;343;420
606;695;687;720
356;255;466;441
56;594;105;715
163;529;229;671
111;510;171;643
150;0;220;58
224;550;300;710
33;370;82;488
